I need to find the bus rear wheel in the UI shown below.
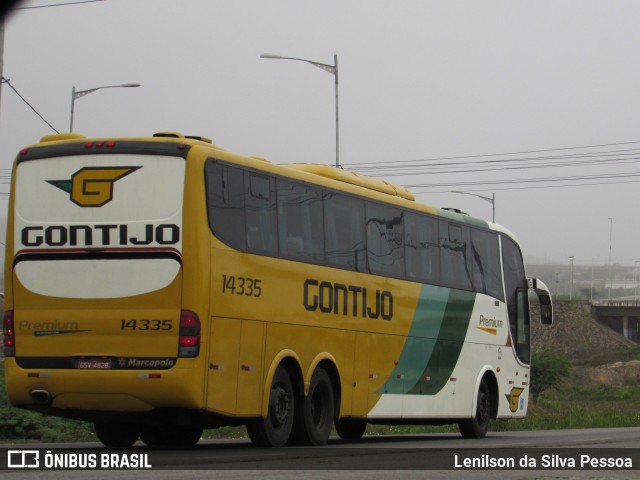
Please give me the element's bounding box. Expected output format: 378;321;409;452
458;379;491;439
247;366;295;447
290;367;334;446
94;422;139;448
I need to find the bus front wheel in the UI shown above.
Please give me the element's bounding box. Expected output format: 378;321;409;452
140;424;203;447
458;379;491;439
94;422;139;448
247;366;295;447
335;418;367;440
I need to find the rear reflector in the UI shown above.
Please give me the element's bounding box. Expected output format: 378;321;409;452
178;310;200;358
3;310;15;357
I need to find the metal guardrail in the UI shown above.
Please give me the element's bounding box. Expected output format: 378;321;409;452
592;300;640;307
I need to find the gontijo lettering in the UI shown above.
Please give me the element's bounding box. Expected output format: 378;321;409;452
303;278;393;320
21;224;180;247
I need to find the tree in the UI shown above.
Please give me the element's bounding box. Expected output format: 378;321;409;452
530;349;571;403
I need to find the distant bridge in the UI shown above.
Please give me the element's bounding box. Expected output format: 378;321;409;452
591;300;640;341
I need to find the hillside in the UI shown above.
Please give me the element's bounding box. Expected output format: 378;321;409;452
532;302;636;358
532;301;640;386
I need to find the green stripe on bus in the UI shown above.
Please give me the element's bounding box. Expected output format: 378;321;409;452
376;285;476;395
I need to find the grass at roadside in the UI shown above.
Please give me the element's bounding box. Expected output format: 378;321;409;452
0;362;94;443
1;361;638;443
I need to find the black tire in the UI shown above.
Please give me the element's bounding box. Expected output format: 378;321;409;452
335;418;367;441
290;367;334;446
141;424;203;447
459;379;491;439
246;366;295;447
94;422;140;448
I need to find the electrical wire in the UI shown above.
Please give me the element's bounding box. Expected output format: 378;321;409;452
359;154;640;178
418;178;640;194
1;77;59;133
405;171;640;189
11;0;106;10
342;140;640;168
339;140;640;193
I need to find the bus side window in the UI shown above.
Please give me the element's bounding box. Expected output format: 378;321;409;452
245;173;277;255
470;229;504;301
277;180;324;262
205;161;246;251
439;221;472;290
324;192;366;272
404;212;440;283
502;236;530;364
366;203;404;277
516;288;530;364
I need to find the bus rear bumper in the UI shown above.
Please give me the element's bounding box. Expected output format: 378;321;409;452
4;358;204;416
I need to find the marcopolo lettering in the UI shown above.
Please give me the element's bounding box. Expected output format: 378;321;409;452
21;224;180;248
303;278;393;320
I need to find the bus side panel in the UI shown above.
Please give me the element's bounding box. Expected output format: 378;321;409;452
347;332;371;417
235;320;265;415
366;333;406;417
206;317;241;415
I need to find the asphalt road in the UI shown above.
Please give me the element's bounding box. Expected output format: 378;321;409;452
3;428;640;480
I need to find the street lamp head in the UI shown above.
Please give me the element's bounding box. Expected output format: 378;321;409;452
259;52;339;167
70;81;141;132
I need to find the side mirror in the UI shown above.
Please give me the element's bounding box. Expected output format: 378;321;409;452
539;294;553;325
528;278;554;325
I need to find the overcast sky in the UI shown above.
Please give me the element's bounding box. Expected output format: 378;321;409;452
2;0;640;272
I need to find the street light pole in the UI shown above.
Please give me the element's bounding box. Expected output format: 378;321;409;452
635;260;640;303
70;82;141;132
260;53;340;168
569;255;574;301
452;191;495;222
608;217;615;300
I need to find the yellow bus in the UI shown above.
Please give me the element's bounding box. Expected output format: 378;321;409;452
3;132;553;448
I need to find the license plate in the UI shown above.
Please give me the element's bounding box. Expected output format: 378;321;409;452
77;358;112;369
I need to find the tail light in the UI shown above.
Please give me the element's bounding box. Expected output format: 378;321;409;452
178;310;200;358
3;310;15;357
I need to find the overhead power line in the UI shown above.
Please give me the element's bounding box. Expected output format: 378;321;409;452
406;171;640;190
357;153;640;178
1;76;59;133
417;178;640;194
341;140;640;194
343;140;640;169
12;0;106;10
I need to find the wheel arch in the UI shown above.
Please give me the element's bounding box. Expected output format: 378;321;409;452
308;354;342;420
475;367;499;420
261;350;304;417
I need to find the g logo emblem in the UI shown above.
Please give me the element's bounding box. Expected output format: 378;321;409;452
47;167;141;207
505;387;525;412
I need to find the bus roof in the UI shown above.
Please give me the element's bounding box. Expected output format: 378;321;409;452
284;164;415;201
25;132;519;243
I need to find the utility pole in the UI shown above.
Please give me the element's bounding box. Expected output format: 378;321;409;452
0;17;5;113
